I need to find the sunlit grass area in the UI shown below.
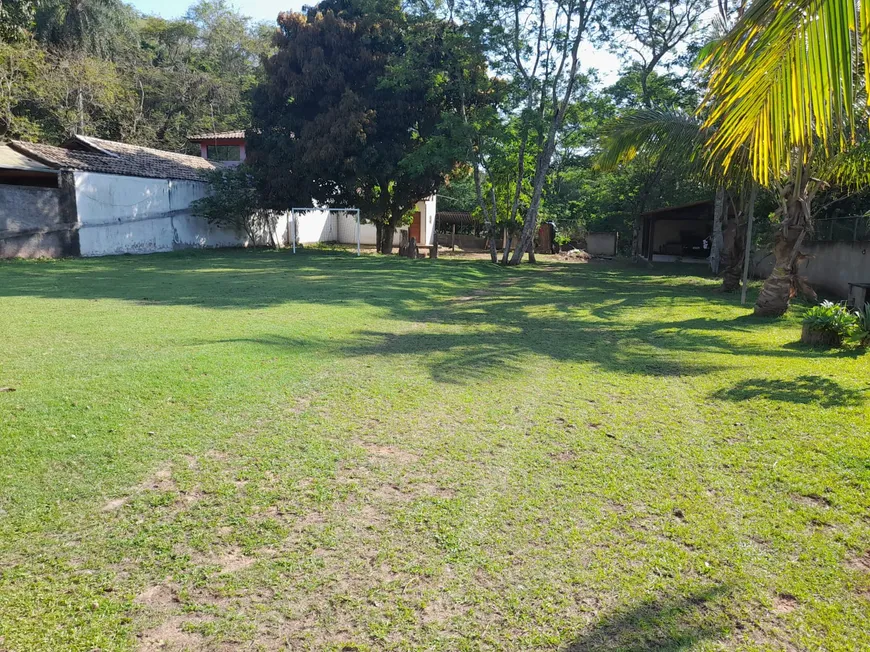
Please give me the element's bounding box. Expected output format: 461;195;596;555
0;249;868;651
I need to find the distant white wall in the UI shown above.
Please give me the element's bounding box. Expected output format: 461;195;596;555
74;176;422;257
586;232;618;256
417;196;437;246
286;209;377;246
75;172;246;257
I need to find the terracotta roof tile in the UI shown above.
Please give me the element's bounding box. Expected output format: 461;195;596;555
9;136;215;181
187;130;246;141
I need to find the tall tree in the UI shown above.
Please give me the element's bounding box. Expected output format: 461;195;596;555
34;0;137;58
249;0;486;254
701;0;870;315
606;0;708;108
461;0;607;264
603;0;708;261
0;0;38;41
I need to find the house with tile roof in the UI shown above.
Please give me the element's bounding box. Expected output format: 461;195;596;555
0;135;251;258
188;131;247;166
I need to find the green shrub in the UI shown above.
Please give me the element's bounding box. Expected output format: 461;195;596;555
854;302;870;347
192;165;280;247
801;301;858;347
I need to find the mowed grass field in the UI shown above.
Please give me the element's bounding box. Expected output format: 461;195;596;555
0;249;868;651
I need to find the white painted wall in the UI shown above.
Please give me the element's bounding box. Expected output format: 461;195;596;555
285;210;377;246
416;196;437;246
75;172;246;257
74;173;429;257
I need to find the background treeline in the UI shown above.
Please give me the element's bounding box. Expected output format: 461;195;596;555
0;0;716;245
0;0;270;153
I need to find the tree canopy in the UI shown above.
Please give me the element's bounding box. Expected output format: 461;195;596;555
0;0;270;151
249;0;493;253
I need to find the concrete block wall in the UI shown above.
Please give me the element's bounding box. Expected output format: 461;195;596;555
0;172;80;258
752;240;870;299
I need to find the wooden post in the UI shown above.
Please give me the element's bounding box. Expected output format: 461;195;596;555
451;224;456;251
740;185;757;305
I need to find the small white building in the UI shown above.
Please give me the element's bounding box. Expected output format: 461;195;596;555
0;134;437;258
0;135;246;258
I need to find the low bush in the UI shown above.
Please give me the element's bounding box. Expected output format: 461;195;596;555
801;300;858;347
854;302;870;347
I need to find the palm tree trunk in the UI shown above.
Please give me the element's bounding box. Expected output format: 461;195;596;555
754;226;807;316
710;187;726;274
722;187;755;292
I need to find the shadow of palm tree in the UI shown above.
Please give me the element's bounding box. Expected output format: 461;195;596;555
566;586;730;651
710;375;867;408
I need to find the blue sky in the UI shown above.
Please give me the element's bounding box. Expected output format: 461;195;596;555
128;0;305;22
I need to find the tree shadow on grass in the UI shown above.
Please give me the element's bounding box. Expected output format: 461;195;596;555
566;586;730;651
2;249;857;383
710;375;867;408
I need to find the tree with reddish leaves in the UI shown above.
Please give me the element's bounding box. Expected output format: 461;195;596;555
248;0;490;254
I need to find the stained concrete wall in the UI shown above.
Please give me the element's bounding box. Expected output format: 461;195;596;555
752;240;870;298
75;172;246;257
437;233;487;250
0;172;80;258
586;232;618;256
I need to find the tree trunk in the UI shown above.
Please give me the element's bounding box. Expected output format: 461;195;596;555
631;215;642;262
721;189;753;292
754;227;810;316
375;222;384;254
721;221;745;292
379;224;396;255
740;185;758;305
710;187;726;275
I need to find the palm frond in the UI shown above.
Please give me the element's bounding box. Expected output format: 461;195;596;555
700;0;870;185
596;107;704;172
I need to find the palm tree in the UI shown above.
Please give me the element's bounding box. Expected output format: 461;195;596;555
700;0;870;315
597;107;756;292
34;0;135;58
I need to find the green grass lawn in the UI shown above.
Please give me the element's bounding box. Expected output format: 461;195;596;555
0;249;867;651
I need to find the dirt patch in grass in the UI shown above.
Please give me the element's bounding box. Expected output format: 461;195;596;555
360;442;420;465
137;615;210;651
134;584;178;609
194;547;256;574
101;463;179;512
847;552;870;573
102;496;130;512
375;482;413;502
793;493;833;508
289;395;312;414
142;466;177;493
774;593;799;613
551;447;577;462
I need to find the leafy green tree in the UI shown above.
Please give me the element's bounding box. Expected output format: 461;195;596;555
249;0;488;254
0;41;50;140
191;165;280;246
0;0;38;41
